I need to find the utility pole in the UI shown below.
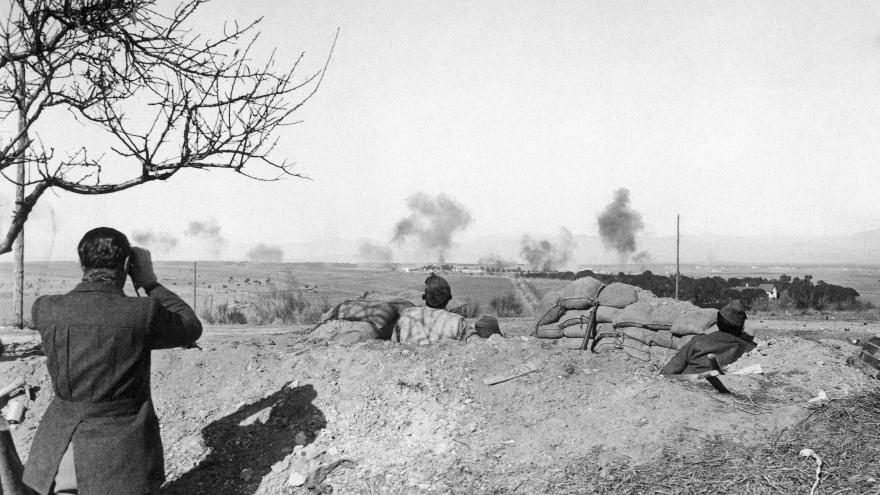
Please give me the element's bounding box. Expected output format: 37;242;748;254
675;214;680;301
13;62;27;328
192;261;198;313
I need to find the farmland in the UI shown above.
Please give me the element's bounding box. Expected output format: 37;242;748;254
0;262;522;324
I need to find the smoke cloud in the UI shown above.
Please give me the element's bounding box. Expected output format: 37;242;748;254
133;230;179;252
358;241;393;264
246;244;284;263
597;188;645;259
184;219;226;258
392;192;473;263
520;227;577;271
632;250;653;265
477;253;513;269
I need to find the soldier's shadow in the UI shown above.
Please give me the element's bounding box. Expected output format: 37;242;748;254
160;382;325;495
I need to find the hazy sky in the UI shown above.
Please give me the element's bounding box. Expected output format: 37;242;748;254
7;0;880;261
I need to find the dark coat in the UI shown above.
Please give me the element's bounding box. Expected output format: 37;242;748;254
660;331;756;375
23;282;202;495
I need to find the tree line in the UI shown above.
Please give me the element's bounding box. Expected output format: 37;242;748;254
520;270;862;311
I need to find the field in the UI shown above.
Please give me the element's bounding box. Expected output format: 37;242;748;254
0;262;523;324
1;264;880;494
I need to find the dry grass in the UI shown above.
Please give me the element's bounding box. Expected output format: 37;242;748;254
546;386;880;494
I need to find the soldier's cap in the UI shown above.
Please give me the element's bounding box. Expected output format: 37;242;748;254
423;273;452;307
719;299;747;328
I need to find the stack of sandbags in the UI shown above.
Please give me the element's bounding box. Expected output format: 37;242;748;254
315;299;402;342
534;280;639;348
532;277;721;362
613;301;718;362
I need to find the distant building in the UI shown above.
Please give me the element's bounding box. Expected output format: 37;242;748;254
757;284;778;300
460;268;486;275
732;283;778;301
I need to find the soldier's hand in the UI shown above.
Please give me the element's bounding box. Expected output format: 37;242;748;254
129;247;158;289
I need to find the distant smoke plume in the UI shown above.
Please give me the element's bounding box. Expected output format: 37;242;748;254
392;192;473;263
133;230;179;252
520;227;577;271
597;188;644;259
247;244;284;263
184;219;226;258
632;250;653;264
358;241;393;264
478;253;512;268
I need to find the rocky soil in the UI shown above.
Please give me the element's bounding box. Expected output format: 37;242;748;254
1;316;878;494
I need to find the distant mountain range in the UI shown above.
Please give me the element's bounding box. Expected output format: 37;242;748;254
272;229;880;266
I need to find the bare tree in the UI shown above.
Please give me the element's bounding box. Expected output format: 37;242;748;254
0;0;335;254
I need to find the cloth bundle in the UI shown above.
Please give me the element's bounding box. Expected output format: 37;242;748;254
320;299;402;340
310;320;380;344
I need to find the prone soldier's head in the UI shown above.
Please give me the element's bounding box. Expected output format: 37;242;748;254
423;273;452;309
717;299;747;336
78;227;131;285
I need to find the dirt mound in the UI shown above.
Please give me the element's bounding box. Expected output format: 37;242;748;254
2;321;877;494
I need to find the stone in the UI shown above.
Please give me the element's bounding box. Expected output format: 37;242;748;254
295;431;308;445
287;471;307;487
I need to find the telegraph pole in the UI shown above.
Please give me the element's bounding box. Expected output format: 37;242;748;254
13;62;27;328
675;214;680;301
192;262;198;312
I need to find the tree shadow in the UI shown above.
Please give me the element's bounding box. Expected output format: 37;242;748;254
160;382;325;495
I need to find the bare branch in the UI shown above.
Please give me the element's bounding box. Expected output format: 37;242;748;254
0;0;336;252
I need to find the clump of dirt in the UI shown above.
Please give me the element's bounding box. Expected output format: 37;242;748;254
1;320;877;494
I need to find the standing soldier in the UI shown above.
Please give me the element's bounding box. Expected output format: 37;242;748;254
23;227;202;495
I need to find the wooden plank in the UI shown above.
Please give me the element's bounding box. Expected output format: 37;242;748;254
483;362;540;386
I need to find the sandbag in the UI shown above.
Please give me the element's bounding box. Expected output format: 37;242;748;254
562;321;589;338
559;307;618;328
620;326;676;348
651;330;675;349
561;315;615;339
621;326;653;345
558;310;592;329
475;315;502;338
597;282;639;308
311;320;380;344
670;308;719;336
592;324;621;353
535;291;566;327
622;336;651;361
596;306;619;323
613;301;653;328
536;324;564;339
327;300;400;339
645;301;701;331
558;277;604;310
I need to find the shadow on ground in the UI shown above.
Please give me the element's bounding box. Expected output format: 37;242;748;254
160;383;325;495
